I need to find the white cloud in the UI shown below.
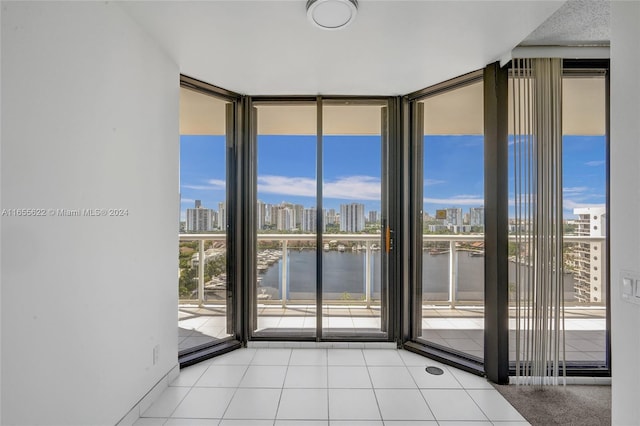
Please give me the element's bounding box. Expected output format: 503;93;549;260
257;175;381;201
325;176;380;200
564;199;606;210
425;179;446;186
563;186;589;194
257;175;316;198
182;179;226;191
423;195;484;206
585;160;605;167
180;198;196;204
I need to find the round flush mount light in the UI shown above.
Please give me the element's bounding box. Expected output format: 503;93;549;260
306;0;358;30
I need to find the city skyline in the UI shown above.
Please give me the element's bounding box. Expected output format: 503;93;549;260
180;134;606;221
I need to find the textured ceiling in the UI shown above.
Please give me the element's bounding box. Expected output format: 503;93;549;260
522;0;610;45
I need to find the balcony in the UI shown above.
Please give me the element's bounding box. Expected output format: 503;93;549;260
178;233;606;363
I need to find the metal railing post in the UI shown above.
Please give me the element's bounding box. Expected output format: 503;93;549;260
198;239;205;306
365;240;372;308
449;240;457;308
281;240;288;308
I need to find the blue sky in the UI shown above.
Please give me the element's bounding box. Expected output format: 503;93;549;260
180;134;606;220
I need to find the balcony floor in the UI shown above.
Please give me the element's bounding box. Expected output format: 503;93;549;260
179;304;606;363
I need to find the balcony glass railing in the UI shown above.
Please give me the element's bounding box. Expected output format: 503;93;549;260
179;234;607;308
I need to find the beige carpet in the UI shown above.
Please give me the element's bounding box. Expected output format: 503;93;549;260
492;384;611;426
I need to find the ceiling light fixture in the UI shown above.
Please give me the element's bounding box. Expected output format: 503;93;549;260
306;0;358;31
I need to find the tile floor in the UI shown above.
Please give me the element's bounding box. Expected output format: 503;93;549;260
137;348;530;426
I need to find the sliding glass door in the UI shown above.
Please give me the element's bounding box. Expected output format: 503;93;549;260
178;80;237;355
322;100;389;338
251;98;390;340
409;73;486;362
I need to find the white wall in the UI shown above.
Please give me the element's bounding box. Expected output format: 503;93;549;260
1;2;179;425
611;1;640;425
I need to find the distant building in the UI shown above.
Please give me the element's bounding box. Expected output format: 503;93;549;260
368;210;379;223
470;207;485;228
573;207;606;303
302;208;317;232
186;200;214;232
257;200;266;230
340;203;365;232
218;202;226;230
445;208;463;226
277;207;296;231
325;209;337;225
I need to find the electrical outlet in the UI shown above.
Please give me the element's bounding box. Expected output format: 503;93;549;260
153;345;160;365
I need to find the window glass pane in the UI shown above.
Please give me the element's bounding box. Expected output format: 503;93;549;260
508;75;607;366
322;101;387;337
178;87;231;352
254;103;317;337
419;81;485;360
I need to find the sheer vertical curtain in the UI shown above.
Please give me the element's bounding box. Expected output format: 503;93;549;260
512;58;566;385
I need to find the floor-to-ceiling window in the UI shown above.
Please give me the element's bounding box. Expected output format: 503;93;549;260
250;98;391;340
178;78;239;358
507;64;610;370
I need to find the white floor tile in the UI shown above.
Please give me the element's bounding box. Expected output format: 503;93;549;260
277;388;328;420
449;369;494;389
141;387;190;418
407;366;462;389
275;421;328;426
223;388;281;419
251;348;292;365
383;422;438;426
489;422;531;426
331;422;384;426
195;365;248;388
368;366;416;388
375;389;435;421
133;419;167;426
398;350;436;366
363;349;404;366
165;419;220;426
170;364;209;387
436;422;492;426
239;365;287;388
284;366;328;388
171;388;235;419
289;348;327;365
328;366;372;388
219;420;273;426
327;349;366;366
466;390;526;422
421;389;488;421
328;389;381;420
209;348;257;365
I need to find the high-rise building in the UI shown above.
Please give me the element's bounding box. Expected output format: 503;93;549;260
573;207;606;303
445;208;463;226
293;204;304;227
218;202;226;230
470;207;485;228
257;200;266;231
325;208;337;225
340;203;365;232
302;208;317;232
368;210;379;223
276;207;296;231
186;200;215;232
